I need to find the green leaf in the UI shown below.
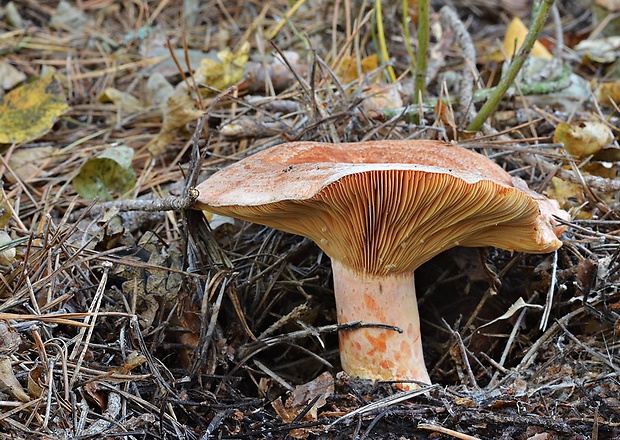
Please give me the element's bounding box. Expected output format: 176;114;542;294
74;146;136;201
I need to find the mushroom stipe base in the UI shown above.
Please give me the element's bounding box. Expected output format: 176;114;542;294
333;260;431;389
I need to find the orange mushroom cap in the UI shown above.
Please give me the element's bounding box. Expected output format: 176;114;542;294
194;139;568;388
195;140;566;276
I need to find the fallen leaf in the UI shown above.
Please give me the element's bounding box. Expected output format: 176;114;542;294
492;17;552;61
146;73;174;106
27;365;45;398
547;176;590;220
0;355;30;402
100;88;145;114
360;83;403;111
0;61;26;90
7;146;54;183
0;71;68;144
272;372;334;438
84;381;108;410
194;42;250;91
478;298;543;329
0;193;12;229
592;80;620;106
73;145;136;201
145;84;204;155
337;54;379;84
0;231;17;265
287;371;334;416
0;321;21;355
554;121;613;158
575;36;620;64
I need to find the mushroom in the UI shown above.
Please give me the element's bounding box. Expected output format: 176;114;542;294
194;140;568;388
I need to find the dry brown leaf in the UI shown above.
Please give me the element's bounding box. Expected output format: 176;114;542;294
0;321;21;355
272;372;334;438
7;146;54;184
100;87;145;114
27;365;45;398
0;231;16;265
360;83;403;111
0;355;30;402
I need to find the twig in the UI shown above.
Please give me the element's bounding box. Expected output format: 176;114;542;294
522;153;620;194
69;261;112;386
327;385;438;427
556;321;620;373
443;319;480;390
517;307;584;370
418;423;482;440
467;0;556;132
540;250;558;330
439;6;477;123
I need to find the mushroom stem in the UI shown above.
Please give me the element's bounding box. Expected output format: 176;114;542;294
332;260;431;389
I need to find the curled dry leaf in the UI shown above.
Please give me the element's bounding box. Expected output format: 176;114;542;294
0;321;21;355
27;364;45;398
100;88;145;114
7;146;54;184
554;121;613;158
0;355;30;402
272;372;334;438
73;145;137;201
0;231;16;265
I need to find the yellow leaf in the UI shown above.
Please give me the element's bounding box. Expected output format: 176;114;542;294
547;177;590;220
193;42;250;91
337;54;379;84
0;71;68;144
100;87;144;114
490;17;552;62
0;193;12;229
553;121;613;158
592;80;620;106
